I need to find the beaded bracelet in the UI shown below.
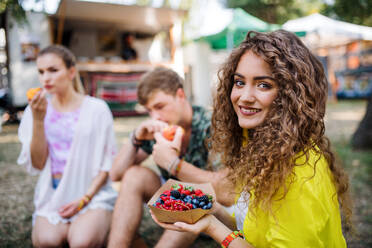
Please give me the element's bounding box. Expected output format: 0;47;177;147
221;230;244;248
77;195;91;211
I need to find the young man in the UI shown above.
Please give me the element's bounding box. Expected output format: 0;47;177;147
108;67;232;248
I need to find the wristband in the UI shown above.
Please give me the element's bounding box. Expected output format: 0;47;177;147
174;159;184;177
130;130;143;148
221;230;244;248
168;157;180;176
77;199;85;211
77;195;91;211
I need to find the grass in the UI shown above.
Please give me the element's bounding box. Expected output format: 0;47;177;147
334;143;372;248
0;99;371;247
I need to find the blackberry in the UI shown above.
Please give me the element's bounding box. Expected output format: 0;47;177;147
198;195;209;203
171;190;181;199
180;193;187;199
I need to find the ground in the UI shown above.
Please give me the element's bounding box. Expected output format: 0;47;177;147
0;100;371;247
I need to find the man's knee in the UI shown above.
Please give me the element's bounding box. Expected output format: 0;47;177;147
155;230;198;248
120;166;159;193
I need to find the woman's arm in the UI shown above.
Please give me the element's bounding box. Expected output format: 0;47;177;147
151;213;254;248
59;171;109;218
30;91;48;170
213;202;237;231
205;215;254;248
85;171;109;199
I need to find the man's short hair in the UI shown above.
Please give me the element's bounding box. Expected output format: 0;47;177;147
137;67;184;105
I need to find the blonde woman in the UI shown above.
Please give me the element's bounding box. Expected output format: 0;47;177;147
18;45;117;247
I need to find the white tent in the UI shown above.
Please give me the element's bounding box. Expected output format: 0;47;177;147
283;13;372;48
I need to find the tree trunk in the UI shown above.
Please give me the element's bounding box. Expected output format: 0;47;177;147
352;95;372;149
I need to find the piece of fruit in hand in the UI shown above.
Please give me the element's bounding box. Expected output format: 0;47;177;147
26;87;42;101
162;125;184;141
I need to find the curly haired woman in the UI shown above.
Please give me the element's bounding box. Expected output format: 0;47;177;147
151;30;352;247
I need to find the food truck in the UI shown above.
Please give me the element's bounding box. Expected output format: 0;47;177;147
3;0;187;116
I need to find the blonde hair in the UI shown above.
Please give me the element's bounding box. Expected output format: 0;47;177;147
37;45;85;94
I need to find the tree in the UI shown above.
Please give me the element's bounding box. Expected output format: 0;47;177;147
352;95;372;149
0;0;27;26
323;0;372;149
226;0;324;24
322;0;372;27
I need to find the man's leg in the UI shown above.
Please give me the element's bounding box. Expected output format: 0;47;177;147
155;230;198;248
108;166;161;248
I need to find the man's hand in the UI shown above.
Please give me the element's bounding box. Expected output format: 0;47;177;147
153;127;183;170
135;119;168;141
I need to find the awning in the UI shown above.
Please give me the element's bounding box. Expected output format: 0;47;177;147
283;13;372;48
53;0;187;34
197;8;280;50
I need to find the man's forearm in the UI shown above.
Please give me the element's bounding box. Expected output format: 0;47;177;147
110;143;138;181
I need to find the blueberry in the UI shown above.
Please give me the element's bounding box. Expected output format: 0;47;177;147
198;195;209;202
202;205;208;209
207;202;212;209
192;204;197;209
199;202;205;207
171;190;181;199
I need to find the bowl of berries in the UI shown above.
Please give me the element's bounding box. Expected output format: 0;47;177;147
148;179;215;224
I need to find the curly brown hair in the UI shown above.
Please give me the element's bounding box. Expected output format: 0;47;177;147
211;30;352;226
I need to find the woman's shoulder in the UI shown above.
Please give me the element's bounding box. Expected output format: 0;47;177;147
83;96;111;113
293;148;328;175
290;148;335;196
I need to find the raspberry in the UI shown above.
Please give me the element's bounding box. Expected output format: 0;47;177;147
195;189;203;196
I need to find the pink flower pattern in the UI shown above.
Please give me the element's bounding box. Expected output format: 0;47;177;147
44;103;81;176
